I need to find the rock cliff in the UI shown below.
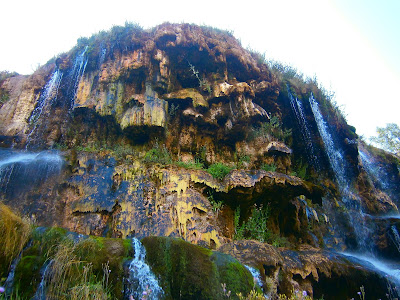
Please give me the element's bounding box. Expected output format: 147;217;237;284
1;23;399;299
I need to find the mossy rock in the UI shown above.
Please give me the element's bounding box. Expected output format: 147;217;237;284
11;227;132;299
14;255;44;299
12;227;69;299
141;236;253;300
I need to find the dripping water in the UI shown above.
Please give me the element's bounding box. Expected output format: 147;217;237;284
125;238;163;300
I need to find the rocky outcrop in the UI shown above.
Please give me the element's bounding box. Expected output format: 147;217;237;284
1;22;400;299
220;240;390;299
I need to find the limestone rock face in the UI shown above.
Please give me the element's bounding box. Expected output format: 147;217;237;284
1;22;400;299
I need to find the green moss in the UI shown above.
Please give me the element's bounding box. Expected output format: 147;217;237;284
142;236;253;300
175;159;204;170
14;255;43;299
143;144;172;165
207;163;233;180
261;163;277;172
9;228;132;300
211;252;254;297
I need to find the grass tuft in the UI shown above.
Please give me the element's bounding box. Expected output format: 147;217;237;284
0;202;32;269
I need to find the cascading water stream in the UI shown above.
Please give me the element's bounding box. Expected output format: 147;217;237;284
288;88;320;170
25;69;63;148
69;46;88;109
33;260;53;300
390;225;400;254
3;254;22;296
0;149;63;198
309;93;400;292
359;150;390;191
309;93;349;194
126;238;163;300
245;265;263;289
309;93;370;248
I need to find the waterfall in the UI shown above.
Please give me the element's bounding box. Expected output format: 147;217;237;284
308;94;371;249
99;47;107;68
359;149;392;192
67;46;88;110
309;93;349;193
288;88;320;170
390;225;400;254
341;252;400;287
126;238;163;300
0;149;63;198
26;69;63;147
33;260;53;300
3;254;22;296
245;265;263;289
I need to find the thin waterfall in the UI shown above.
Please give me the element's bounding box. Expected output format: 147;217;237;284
98;46;107;68
68;46;88;110
359;149;391;191
245;265;263;289
26;69;63;148
309;93;349;194
126;238;163;300
390;225;400;254
3;254;22;296
288;88;320;170
33;260;53;300
308;93;370;249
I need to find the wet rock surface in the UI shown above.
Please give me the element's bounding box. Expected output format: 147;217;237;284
1;23;399;299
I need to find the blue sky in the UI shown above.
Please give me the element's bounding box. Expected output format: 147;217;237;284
0;0;399;139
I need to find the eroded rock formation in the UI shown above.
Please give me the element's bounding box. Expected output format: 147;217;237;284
1;23;399;299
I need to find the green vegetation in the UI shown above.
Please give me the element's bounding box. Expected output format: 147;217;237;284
252;115;292;144
39;238;110;300
237;289;266;300
188;61;212;94
141;236;254;299
291;160;308;179
278;290;312;300
175;159;204;170
234;206;289;247
261;163;277;172
370;123;400;155
207;190;224;216
0;71;18;82
207;163;234;180
143;143;172;164
0;203;32;277
6;223;131;299
0;92;9;104
235;152;251;169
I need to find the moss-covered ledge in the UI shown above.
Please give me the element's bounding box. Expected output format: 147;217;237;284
141;236;254;299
